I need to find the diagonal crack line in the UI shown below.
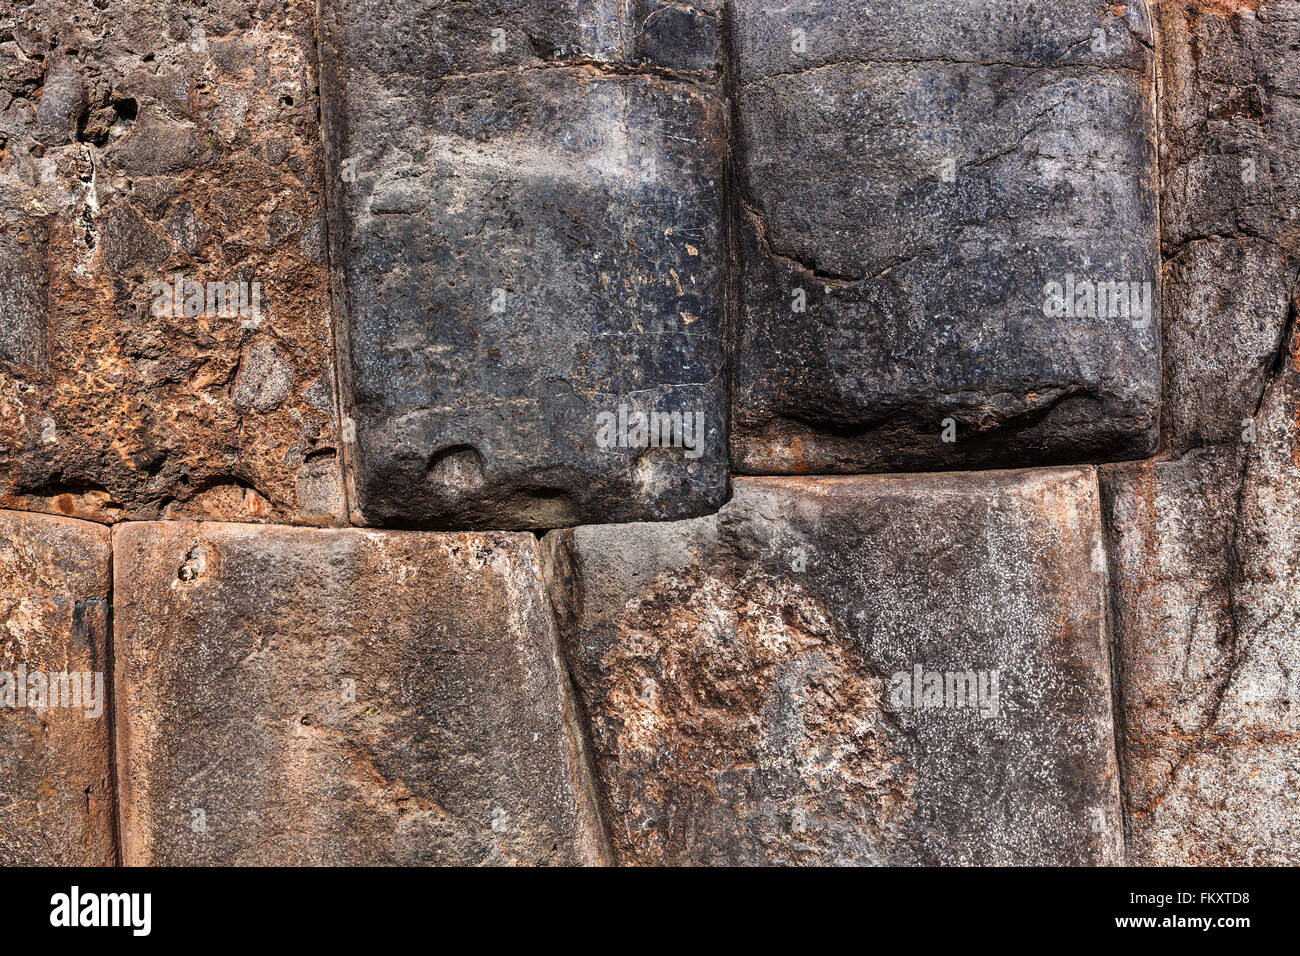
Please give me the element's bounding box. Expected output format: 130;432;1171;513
1138;455;1251;817
1252;262;1300;418
736;197;865;283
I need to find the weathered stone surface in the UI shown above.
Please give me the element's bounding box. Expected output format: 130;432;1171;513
1094;1;1300;865
1101;331;1300;865
730;0;1160;474
1157;0;1300;453
1163;241;1295;449
0;0;1292;871
318;0;724;76
113;520;608;865
543;470;1122;864
318;0;728;529
0;0;344;525
0;509;114;865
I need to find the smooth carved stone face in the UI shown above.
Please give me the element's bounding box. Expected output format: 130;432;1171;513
112;521;607;865
0;510;115;865
730;0;1161;474
1104;446;1300;864
543;470;1123;865
320;2;729;529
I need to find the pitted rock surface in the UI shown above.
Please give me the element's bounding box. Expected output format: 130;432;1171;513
0;0;344;525
543;470;1122;864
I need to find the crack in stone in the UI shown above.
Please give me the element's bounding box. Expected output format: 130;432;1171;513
738;54;1148;90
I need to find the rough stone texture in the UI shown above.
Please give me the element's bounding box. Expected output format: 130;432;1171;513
0;509;115;865
112;520;608;865
318;0;728;529
1157;0;1300;453
0;0;1293;870
315;0;724;76
1101;346;1300;862
543;470;1122;865
1097;0;1300;865
729;0;1161;474
0;0;344;525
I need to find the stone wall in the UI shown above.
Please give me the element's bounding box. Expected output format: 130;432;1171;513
0;0;1294;865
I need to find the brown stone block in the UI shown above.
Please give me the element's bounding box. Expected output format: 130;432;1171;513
1101;323;1300;863
544;469;1122;865
0;0;343;525
0;509;115;865
113;520;607;865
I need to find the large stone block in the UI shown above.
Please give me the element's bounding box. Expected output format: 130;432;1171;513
729;0;1160;474
0;0;344;525
1101;328;1300;865
113;521;607;865
0;510;115;865
1096;0;1300;865
1156;0;1300;453
318;0;728;529
543;469;1122;864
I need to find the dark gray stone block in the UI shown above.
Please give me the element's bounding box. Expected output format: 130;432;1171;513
1157;0;1300;454
319;1;728;528
730;0;1161;474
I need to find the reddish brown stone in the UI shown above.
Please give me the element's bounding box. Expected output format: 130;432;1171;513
0;0;344;525
1101;328;1300;865
544;469;1122;865
113;520;608;865
0;509;115;865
